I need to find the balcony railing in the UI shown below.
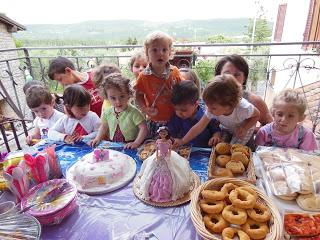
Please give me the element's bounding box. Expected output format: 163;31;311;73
0;41;320;151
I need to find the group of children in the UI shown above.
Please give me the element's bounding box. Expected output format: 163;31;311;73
24;31;318;152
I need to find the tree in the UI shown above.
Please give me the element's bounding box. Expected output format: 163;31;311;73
208;34;235;43
244;18;272;43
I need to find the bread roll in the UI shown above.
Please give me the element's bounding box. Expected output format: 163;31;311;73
215;143;231;155
216;155;231;167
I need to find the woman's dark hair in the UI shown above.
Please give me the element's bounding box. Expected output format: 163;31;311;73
214;54;249;87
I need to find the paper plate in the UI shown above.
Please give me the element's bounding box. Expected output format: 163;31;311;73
133;171;200;207
20;179;77;217
66;150;137;194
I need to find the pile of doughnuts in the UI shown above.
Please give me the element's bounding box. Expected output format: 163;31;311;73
138;141;157;160
200;182;271;239
212;143;251;178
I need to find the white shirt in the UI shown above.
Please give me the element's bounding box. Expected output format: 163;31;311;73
205;98;254;131
34;109;64;139
48;111;101;142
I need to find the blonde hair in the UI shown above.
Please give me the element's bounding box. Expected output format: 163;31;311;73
203;74;242;108
272;89;307;116
144;31;173;57
93;63;121;88
129;51;147;69
99;73;132;100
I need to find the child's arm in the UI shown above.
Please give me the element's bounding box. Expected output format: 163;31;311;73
298;128;318;151
26;127;41;145
48;118;67;142
90;120;109;147
208;131;222;146
234;106;260;139
82;113;101;142
173;115;211;147
135;90;158;116
125;121;148;149
255;127;268;146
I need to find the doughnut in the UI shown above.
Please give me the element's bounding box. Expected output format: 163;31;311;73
222;205;248;225
199;199;225;214
203;213;229;233
215;143;231;155
247;202;271;222
212;167;234;177
201;189;226;201
231;152;250;167
221;183;238;195
222;227;250;240
216;155;231;167
229;187;257;209
242;218;269;239
226;161;245;174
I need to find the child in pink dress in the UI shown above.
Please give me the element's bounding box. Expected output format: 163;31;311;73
255;89;318;151
149;127;173;202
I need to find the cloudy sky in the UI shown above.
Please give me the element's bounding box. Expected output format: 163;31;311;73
1;0;279;25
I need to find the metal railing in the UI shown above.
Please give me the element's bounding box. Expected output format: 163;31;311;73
0;41;320;151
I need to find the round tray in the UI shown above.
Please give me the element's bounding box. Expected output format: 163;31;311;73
66;150;137;194
133;171;200;207
21;179;77;217
190;178;283;240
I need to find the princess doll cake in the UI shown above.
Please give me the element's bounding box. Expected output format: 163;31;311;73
136;127;193;202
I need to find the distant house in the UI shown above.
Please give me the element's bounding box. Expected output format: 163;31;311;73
0;14;26;119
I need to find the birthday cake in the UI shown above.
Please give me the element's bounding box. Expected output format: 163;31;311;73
72;149;127;189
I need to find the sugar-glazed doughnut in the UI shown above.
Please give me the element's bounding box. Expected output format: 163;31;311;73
222;227;250;240
201;189;226;201
229;188;257;209
216;155;231;167
247;202;271;222
203;213;229;233
199;199;225;214
242;218;269;239
222;205;248;225
215;143;231;155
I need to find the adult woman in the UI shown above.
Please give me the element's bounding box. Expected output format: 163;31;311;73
215;54;273;127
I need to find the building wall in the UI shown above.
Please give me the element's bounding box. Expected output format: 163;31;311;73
0;22;27;119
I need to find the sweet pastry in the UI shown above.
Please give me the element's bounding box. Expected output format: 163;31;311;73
284;213;319;237
212;167;234;177
72;149;127;189
216;155;231;167
199;199;225;214
273;180;298;200
231;144;250;158
226;161;245;174
222;205;247;225
242;218;269;239
229;187;257;209
231;152;250;167
222;227;250;240
203;213;229;233
247;202;271;223
215;143;231;155
296;194;320;211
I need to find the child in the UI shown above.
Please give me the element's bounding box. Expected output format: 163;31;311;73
174;74;260;147
255;89;318;150
48;56;103;116
91;73;148;149
134;31;183;137
129;51;148;79
179;67;202;94
25;85;64;145
167;81;221;147
48;85;101;143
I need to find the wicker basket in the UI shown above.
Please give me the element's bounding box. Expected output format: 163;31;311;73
208;147;256;184
190;178;283;240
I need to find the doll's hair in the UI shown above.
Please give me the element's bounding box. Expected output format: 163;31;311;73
144;31;173;58
26;85;53;108
129;51;148;70
272;89;307;116
99;73;132;99
203;74;242;108
48;57;75;80
157;126;171;140
215;54;249;88
93;63;121;88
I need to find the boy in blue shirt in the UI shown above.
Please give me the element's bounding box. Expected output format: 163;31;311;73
168;81;221;147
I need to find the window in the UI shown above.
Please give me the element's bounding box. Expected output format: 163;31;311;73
274;4;287;42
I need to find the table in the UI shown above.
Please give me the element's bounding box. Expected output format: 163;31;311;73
12;141;212;240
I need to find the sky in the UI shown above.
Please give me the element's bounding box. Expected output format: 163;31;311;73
1;0;279;25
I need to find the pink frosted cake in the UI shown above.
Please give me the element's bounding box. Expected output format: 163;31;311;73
73;149;127;189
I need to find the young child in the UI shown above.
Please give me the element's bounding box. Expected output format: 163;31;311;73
25;85;64;145
174;74;260;147
130;51;148;79
134;31;183;137
167;81;221;147
48;84;101;144
91;73;148;149
179;67;202;94
48;56;103;116
255;89;318;150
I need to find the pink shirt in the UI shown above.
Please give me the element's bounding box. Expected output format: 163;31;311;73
255;123;318;151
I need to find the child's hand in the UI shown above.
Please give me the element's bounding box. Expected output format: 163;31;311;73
64;135;76;144
89;137;101;147
234;127;248;139
172;138;183;149
26;135;33;145
72;133;83;142
125;141;140;149
143;107;158;116
208;132;221;146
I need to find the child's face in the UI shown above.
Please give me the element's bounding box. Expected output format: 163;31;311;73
147;39;171;70
106;88;130;113
132;57;148;78
174;103;198;120
31;103;54;119
221;62;246;86
272;101;305;134
69;105;90;120
53;68;74;86
206;102;233;116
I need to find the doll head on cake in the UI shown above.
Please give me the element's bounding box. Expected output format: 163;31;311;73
157;126;170;140
93;149;110;162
